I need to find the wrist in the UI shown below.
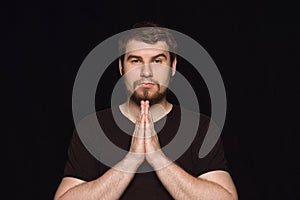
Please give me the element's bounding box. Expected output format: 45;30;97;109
147;151;172;171
117;153;144;173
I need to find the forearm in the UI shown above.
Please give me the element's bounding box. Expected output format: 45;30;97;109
154;157;236;200
57;158;138;200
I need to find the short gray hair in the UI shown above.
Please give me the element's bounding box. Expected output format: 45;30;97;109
118;21;177;63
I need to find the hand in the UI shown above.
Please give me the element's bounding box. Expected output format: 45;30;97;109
125;100;169;171
142;101;169;169
125;102;146;167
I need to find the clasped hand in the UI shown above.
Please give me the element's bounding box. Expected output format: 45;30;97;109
127;100;167;169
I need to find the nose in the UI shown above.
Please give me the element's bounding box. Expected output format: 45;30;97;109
140;63;153;78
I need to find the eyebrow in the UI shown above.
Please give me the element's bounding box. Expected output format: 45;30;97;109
152;53;168;60
126;53;168;61
126;55;142;61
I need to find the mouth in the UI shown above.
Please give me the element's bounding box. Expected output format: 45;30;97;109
140;82;155;88
134;80;158;89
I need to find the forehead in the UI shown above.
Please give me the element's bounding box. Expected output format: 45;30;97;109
125;40;169;55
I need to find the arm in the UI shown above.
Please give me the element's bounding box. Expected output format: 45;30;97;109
143;101;238;200
152;155;238;200
54;155;140;200
54;108;146;200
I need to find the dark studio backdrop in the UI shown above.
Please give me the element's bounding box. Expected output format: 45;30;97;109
5;0;299;199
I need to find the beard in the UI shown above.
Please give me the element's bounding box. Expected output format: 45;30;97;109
129;84;169;106
125;69;172;106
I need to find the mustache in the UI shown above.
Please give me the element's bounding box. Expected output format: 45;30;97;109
133;79;160;88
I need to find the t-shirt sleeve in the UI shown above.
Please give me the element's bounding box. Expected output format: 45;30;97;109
191;115;229;177
63;130;109;181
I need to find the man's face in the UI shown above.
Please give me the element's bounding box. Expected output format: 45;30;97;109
119;40;176;105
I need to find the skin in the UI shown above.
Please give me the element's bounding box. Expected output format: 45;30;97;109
54;40;238;200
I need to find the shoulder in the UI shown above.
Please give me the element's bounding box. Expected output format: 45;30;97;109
172;104;211;124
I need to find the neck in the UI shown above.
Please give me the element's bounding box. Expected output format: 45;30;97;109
119;98;173;123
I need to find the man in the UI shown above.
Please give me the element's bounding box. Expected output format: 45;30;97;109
54;22;238;200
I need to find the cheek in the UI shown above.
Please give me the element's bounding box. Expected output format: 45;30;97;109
122;68;140;90
152;67;171;85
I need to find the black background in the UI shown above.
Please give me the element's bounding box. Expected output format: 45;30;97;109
5;0;299;199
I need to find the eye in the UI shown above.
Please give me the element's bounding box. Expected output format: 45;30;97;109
153;59;162;63
131;59;140;63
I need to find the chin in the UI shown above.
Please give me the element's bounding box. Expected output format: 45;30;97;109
130;90;168;106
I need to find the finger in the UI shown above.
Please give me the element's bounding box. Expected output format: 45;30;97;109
148;109;154;127
133;110;144;138
150;110;158;137
133;101;143;137
145;100;153;128
140;100;145;116
145;100;149;116
133;115;141;137
145;101;150;129
145;101;149;125
141;106;147;138
145;103;154;138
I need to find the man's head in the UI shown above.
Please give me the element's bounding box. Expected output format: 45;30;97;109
118;21;178;105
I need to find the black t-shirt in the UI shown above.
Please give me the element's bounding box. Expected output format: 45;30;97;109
63;105;228;199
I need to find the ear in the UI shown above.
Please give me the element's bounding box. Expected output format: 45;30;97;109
171;56;177;76
119;58;123;76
